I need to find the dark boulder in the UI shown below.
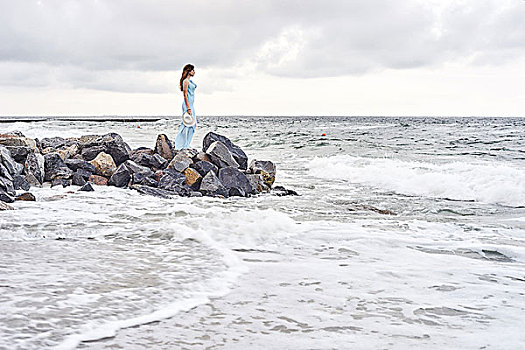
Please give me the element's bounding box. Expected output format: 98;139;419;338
25;152;45;186
271;185;299;196
218;166;253;196
202;132;248;170
158;173;186;189
6;146;31;163
109;163;131;188
72;172;87;186
0;176;16;196
0;163;13;181
248;160;276;188
123;160;154;178
1;145;24;176
191;160;218;177
13;175;30;191
75;168;93;180
129;147;154;158
130;152;153;168
44;153;72;182
157;175;192;196
78;133;131;165
150;153;167;169
154;134;175;161
199;171;228;197
51;178;71;188
0;190;15;203
81;145;106;161
206;141;239;169
132;172;158;187
40;137;68;150
79;182;94;192
65;159;96;173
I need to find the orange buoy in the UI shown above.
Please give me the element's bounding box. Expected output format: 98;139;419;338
137;125;141;128
322;133;326;136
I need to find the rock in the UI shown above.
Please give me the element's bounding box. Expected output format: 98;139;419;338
75;168;93;180
248;160;276;188
51;179;71;188
193;152;211;163
0;189;15;203
40;137;68;150
271;185;299;196
150;153;167;169
0;176;15;196
44;152;72;182
153;170;164;182
89;152;117;177
184;168;202;188
0;133;37;151
129;147;154;157
65;159;96;174
0;145;24;176
0;163;13;181
132;173;158;187
123;160;154;178
199;171;228;197
131;185;176;199
0;201;14;210
202;132;248;170
167;154;193;173
206;141;239;169
12;175;31;191
72;172;87;186
246;174;267;193
191;160;218;177
81;145;106;161
88;175;108;186
157;174;192;196
79;182;95;192
109;163;131;188
189;191;203;197
25;152;45;185
178;148;198;159
154;134;175;161
130;152;153;168
16;192;36;201
158;173;186;189
6;146;31;163
57;143;80;160
218;166;253;196
79;133;131;165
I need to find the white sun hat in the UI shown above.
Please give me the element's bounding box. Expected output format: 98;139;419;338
182;111;196;127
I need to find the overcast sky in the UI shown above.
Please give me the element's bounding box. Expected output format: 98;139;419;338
0;0;524;116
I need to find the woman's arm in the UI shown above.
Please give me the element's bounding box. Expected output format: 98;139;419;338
183;79;192;115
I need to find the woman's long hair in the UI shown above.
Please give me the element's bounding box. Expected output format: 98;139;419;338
180;64;194;91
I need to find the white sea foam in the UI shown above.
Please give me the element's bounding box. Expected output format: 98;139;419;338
308;155;525;206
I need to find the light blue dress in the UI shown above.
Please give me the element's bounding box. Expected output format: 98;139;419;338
175;79;197;150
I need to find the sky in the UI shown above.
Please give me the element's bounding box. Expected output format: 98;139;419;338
0;0;524;117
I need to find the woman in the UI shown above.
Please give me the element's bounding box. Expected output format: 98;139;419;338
175;64;197;150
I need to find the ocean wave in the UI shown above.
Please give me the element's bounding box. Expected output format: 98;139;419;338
308;155;525;207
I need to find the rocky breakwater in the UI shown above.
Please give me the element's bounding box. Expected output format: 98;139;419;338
0;130;292;209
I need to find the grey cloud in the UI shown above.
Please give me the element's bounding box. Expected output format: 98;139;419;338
0;0;524;92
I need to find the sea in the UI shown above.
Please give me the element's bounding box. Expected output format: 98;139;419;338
0;116;524;350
